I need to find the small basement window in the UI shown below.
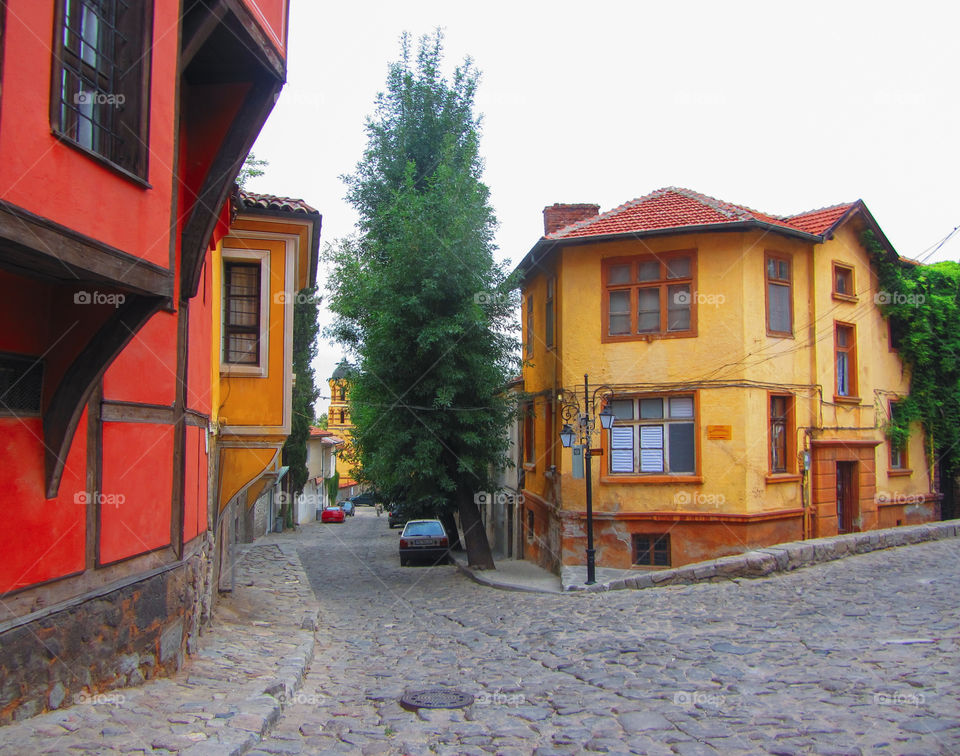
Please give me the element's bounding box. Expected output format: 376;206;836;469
0;354;44;415
633;533;670;567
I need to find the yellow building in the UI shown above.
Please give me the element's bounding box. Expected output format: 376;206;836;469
327;360;360;492
515;188;937;573
210;190;320;572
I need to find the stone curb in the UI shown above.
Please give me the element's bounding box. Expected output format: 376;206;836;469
565;520;960;593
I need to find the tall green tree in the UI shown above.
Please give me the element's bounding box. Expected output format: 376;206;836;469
326;31;518;568
281;285;321;526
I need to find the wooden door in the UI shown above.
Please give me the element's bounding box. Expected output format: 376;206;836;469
836;461;858;534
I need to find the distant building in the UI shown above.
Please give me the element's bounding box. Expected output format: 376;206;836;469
327;360;361;496
210;190;321;555
296;427;344;523
516;188;938;574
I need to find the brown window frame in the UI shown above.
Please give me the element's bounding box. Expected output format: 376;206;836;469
765;252;793;337
522;402;535;469
768;393;796;474
632;533;671;567
601;251;697;343
51;0;153;182
525;294;534;357
888;400;909;472
834;321;858;400
544;401;554;469
832;262;857;301
223;261;261;366
545;277;555;349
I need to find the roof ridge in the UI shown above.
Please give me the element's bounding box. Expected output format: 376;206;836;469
785;200;858;220
663;187;754;221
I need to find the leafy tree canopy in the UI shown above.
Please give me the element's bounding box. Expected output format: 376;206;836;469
325;31;519;566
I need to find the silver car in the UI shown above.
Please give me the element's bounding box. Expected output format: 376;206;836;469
399;519;450;566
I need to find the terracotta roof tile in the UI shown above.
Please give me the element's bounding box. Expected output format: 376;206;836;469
238;189;319;216
545;187;856;241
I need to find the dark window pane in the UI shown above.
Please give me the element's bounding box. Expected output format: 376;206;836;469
652;536;670;566
637;288;660;333
768;283;791;333
608;264;632;285
667;285;690;331
639;398;663;419
608;290;631;335
637;260;660;282
668;423;695;473
610;399;634;420
666;256;691;279
837;353;849;395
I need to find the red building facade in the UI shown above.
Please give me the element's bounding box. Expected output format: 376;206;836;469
0;0;290;722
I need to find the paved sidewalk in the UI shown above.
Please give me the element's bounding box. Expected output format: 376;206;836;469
450;553;562;593
453;520;960;594
0;536;319;756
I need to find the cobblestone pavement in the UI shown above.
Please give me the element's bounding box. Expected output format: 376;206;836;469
259;510;960;756
0;542;318;756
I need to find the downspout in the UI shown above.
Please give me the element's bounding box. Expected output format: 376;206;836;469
804;241;820;540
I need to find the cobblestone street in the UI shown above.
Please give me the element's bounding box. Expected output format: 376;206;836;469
257;510;960;755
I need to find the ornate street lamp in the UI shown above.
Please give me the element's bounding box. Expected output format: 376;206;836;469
558;374;613;585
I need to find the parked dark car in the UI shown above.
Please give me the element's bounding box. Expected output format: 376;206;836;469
350;492;375;507
341;499;355;516
388;506;407;529
399;519;450;566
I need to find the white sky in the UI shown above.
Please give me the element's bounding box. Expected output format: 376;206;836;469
245;0;960;413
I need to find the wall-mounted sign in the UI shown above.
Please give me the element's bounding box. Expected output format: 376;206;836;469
706;425;732;440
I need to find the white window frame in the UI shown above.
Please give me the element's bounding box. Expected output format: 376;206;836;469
608;394;696;475
221;247;270;377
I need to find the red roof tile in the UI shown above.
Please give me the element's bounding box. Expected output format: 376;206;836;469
545;187;856;241
238;189;319;216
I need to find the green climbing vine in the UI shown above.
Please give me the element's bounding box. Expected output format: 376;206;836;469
863;229;960;479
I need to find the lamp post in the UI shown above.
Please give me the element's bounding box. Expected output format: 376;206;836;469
559;374;614;585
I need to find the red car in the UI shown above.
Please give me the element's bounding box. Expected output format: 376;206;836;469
321;506;345;523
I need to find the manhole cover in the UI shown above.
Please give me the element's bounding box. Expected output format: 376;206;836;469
400;689;474;711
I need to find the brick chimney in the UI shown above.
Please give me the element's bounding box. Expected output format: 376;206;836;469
543;203;600;235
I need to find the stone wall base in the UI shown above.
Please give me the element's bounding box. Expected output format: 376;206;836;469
0;533;214;725
569;520;960;592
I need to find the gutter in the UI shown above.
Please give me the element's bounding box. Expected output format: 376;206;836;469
513;220;823;281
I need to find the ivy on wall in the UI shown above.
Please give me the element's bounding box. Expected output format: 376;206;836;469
864;229;960;479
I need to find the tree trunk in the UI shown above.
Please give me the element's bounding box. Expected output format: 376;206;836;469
457;488;495;570
440;510;462;551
